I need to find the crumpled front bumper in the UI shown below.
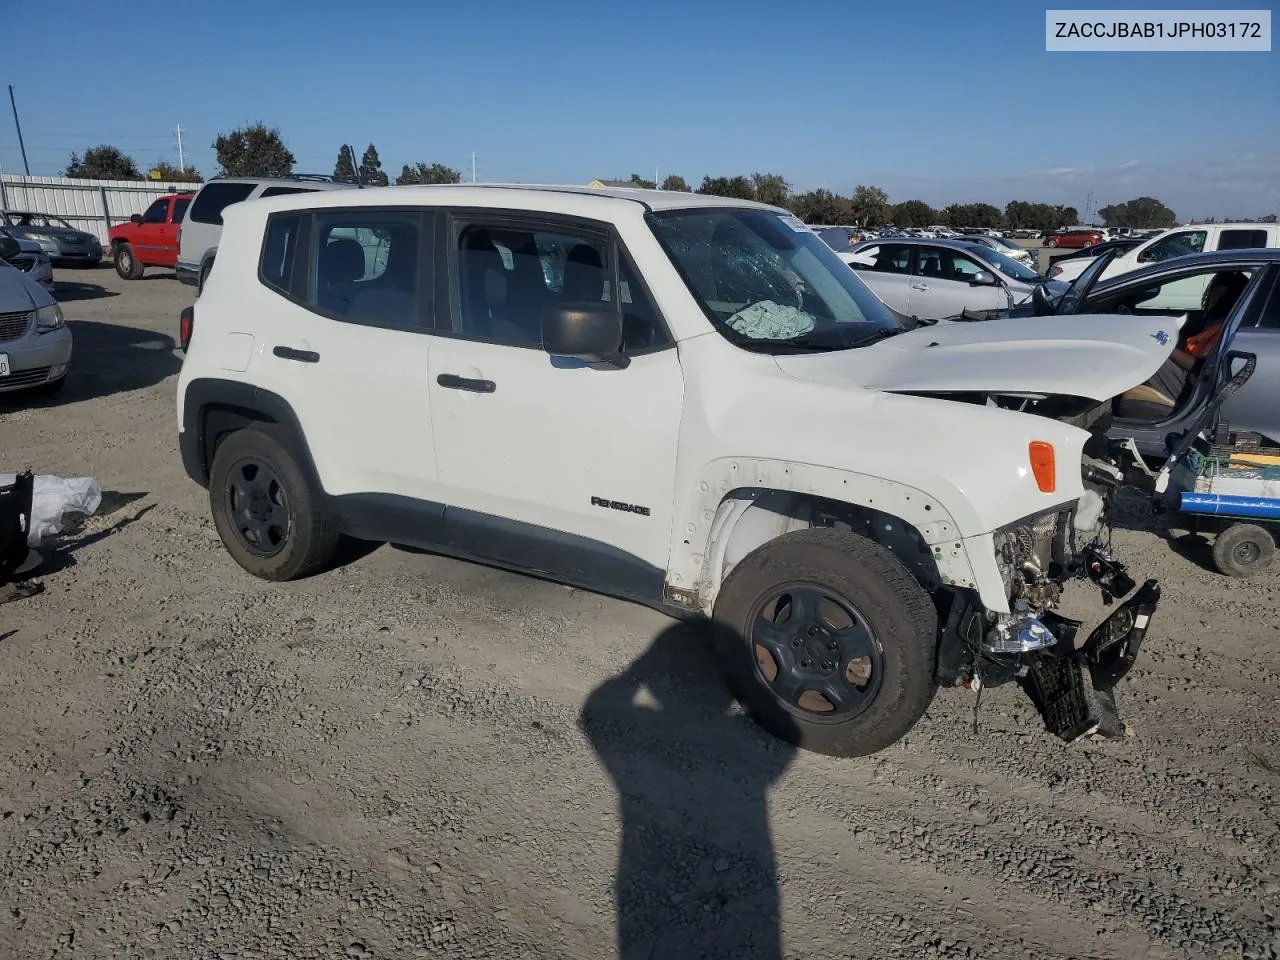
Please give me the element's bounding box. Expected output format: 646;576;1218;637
1023;578;1162;743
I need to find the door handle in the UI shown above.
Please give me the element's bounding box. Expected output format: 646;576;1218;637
437;373;496;394
273;346;320;363
911;283;929;291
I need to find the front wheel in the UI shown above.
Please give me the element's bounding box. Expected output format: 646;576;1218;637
1212;524;1275;577
711;528;938;757
1045;237;1058;247
208;425;340;581
114;243;144;280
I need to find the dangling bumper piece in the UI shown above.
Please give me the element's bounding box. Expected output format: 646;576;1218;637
1024;579;1162;743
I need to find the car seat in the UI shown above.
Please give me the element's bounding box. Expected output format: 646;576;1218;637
563;244;606;302
318;238;366;315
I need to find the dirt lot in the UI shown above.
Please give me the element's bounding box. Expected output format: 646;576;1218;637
2;268;1278;960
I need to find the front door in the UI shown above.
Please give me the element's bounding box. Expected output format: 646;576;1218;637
426;213;684;590
133;197;173;265
910;245;1006;318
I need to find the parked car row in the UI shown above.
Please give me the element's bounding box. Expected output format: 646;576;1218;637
0;231;72;396
0;227;53;292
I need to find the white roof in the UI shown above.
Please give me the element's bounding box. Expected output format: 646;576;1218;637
243;182;783;217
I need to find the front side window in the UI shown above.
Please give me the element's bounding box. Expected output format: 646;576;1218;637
1219;229;1268;251
308;210;423;328
647;208;901;353
965;244;1040;281
141;199;169;224
1144;230;1207;262
451;220;667;351
189;182;257;225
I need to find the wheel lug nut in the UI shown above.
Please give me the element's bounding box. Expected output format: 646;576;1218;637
801;659;811;667
791;638;802;648
822;661;832;671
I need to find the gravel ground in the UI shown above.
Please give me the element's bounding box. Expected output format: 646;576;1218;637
1;267;1278;960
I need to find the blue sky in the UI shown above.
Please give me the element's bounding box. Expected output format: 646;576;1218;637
3;0;1276;219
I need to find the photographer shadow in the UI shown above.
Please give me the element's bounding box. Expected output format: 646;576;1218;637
579;622;797;960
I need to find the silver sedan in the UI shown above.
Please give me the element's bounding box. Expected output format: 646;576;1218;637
838;237;1067;320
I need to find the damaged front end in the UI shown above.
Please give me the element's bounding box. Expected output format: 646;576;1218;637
937;447;1162;744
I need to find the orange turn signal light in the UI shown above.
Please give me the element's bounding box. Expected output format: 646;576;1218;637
1029;441;1056;493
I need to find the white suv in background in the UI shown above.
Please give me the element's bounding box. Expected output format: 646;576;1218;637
176;175;358;292
1049;222;1280;305
177;184;1171;757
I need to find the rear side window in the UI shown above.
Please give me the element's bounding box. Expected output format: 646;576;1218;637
260;213;303;295
1219;229;1269;251
260;186;318;199
869;244;913;273
172;198;191;223
307;210;425;330
189;182;257;225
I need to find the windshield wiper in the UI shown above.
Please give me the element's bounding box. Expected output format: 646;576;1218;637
843;327;904;348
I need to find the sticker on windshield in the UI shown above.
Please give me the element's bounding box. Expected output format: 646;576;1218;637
778;215;810;233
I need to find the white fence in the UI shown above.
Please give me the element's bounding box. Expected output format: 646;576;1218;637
0;175;197;245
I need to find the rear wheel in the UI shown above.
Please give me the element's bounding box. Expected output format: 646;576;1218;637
1212;524;1275;578
711;528;938;757
197;260;212;295
208;425;339;581
114;243;144;280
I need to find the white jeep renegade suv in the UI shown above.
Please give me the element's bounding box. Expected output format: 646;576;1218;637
177;184;1172;756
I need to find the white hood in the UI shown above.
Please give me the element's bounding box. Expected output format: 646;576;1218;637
774;314;1176;401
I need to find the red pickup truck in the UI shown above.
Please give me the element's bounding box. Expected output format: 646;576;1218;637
108;192;194;279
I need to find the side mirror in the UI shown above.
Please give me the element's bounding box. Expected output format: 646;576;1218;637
970;270;999;286
0;236;19;261
541;302;629;369
1137;248;1155;263
130;214;143;225
1031;283;1055;316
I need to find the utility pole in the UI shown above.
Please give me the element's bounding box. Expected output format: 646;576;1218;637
176;124;185;170
471;152;476;183
8;86;30;176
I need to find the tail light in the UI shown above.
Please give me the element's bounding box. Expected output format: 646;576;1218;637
179;305;194;352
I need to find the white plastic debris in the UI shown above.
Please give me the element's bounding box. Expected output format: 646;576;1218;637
0;473;102;546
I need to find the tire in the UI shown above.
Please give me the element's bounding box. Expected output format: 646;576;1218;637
1045;237;1058;247
114;243;144;280
1212;524;1275;578
208;424;339;581
711;528;938;757
197;261;211;295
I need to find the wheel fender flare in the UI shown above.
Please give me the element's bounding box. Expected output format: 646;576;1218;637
670;459;987;614
180;378;324;496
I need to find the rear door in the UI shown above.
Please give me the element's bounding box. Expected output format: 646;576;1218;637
257;205;443;503
845;243;916;314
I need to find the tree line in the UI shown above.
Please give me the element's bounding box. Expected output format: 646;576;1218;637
62;127;1260;230
57;124;463;188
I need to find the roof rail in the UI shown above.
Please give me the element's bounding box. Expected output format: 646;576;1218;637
207;172;369;187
